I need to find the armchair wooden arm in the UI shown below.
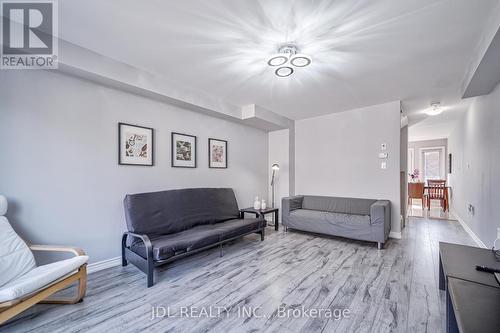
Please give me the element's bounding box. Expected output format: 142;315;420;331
29;245;86;256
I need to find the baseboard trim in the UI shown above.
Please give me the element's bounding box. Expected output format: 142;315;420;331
453;212;487;248
389;231;402;239
87;256;121;274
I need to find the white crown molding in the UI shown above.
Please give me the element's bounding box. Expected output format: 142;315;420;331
56;40;293;132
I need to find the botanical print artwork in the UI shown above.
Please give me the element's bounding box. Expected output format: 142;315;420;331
211;144;224;163
119;123;154;166
208;138;227;168
126;133;148;158
176;140;192;161
171;132;197;168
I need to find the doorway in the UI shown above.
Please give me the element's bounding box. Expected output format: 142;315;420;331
407;140;454;220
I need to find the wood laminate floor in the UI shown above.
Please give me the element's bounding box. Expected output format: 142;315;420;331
1;217;475;333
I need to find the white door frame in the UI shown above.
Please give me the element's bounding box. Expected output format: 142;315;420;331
408;148;415;172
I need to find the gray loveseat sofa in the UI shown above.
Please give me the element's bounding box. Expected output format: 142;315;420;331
122;188;266;287
282;195;391;249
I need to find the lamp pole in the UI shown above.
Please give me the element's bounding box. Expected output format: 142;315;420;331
271;169;276;208
270;163;279;209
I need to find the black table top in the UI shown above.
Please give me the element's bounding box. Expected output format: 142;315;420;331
241;207;278;214
439;242;500;288
448;277;500;333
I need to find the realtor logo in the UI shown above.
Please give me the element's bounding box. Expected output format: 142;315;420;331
1;0;58;69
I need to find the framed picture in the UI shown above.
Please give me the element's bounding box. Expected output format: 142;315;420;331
171;132;197;168
208;138;227;168
448;153;452;174
118;123;154;166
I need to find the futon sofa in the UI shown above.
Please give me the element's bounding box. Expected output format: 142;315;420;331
122;188;266;287
282;195;391;249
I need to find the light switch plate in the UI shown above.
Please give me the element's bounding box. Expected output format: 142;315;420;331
381;161;387;169
380;143;387;151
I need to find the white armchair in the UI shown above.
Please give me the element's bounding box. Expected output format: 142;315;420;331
0;196;88;325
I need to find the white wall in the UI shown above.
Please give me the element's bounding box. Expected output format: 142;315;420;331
295;101;402;234
448;82;500;247
268;129;290;220
0;70;268;264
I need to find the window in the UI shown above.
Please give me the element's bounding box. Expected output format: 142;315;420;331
420;147;445;184
423;151;440;181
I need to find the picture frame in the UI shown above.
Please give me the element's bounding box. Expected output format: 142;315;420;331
208;138;228;168
448;153;452;174
118;122;154;166
171;132;197;168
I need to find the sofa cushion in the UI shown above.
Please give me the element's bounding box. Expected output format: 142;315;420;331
131;225;222;261
302;196;376;215
124;188;240;235
211;218;265;241
130;218;264;261
0;216;36;288
287;209;374;241
0;255;88;302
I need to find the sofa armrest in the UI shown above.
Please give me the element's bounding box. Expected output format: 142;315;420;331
282;196;304;216
122;231;153;261
370;200;391;239
239;208;263;219
370;200;390;224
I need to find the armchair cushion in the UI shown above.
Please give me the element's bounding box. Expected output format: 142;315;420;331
0;255;88;302
0;216;36;288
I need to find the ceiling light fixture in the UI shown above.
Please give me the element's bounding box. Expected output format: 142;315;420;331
267;44;311;77
290;54;312;67
275;66;294;77
267;55;288;67
425;102;443;116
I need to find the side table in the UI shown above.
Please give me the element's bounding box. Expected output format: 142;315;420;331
240;207;279;231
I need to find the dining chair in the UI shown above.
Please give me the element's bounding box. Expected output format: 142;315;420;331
408;182;425;209
427;179;448;211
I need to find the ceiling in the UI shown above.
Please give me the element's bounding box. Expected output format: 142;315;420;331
59;0;499;126
408;100;470;141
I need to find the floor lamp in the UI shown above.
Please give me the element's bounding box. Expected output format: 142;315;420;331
271;163;280;209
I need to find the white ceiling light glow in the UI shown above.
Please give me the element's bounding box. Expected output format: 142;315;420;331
267;55;288;66
275;66;294;77
267;44;311;77
425;102;444;116
290;54;312;67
